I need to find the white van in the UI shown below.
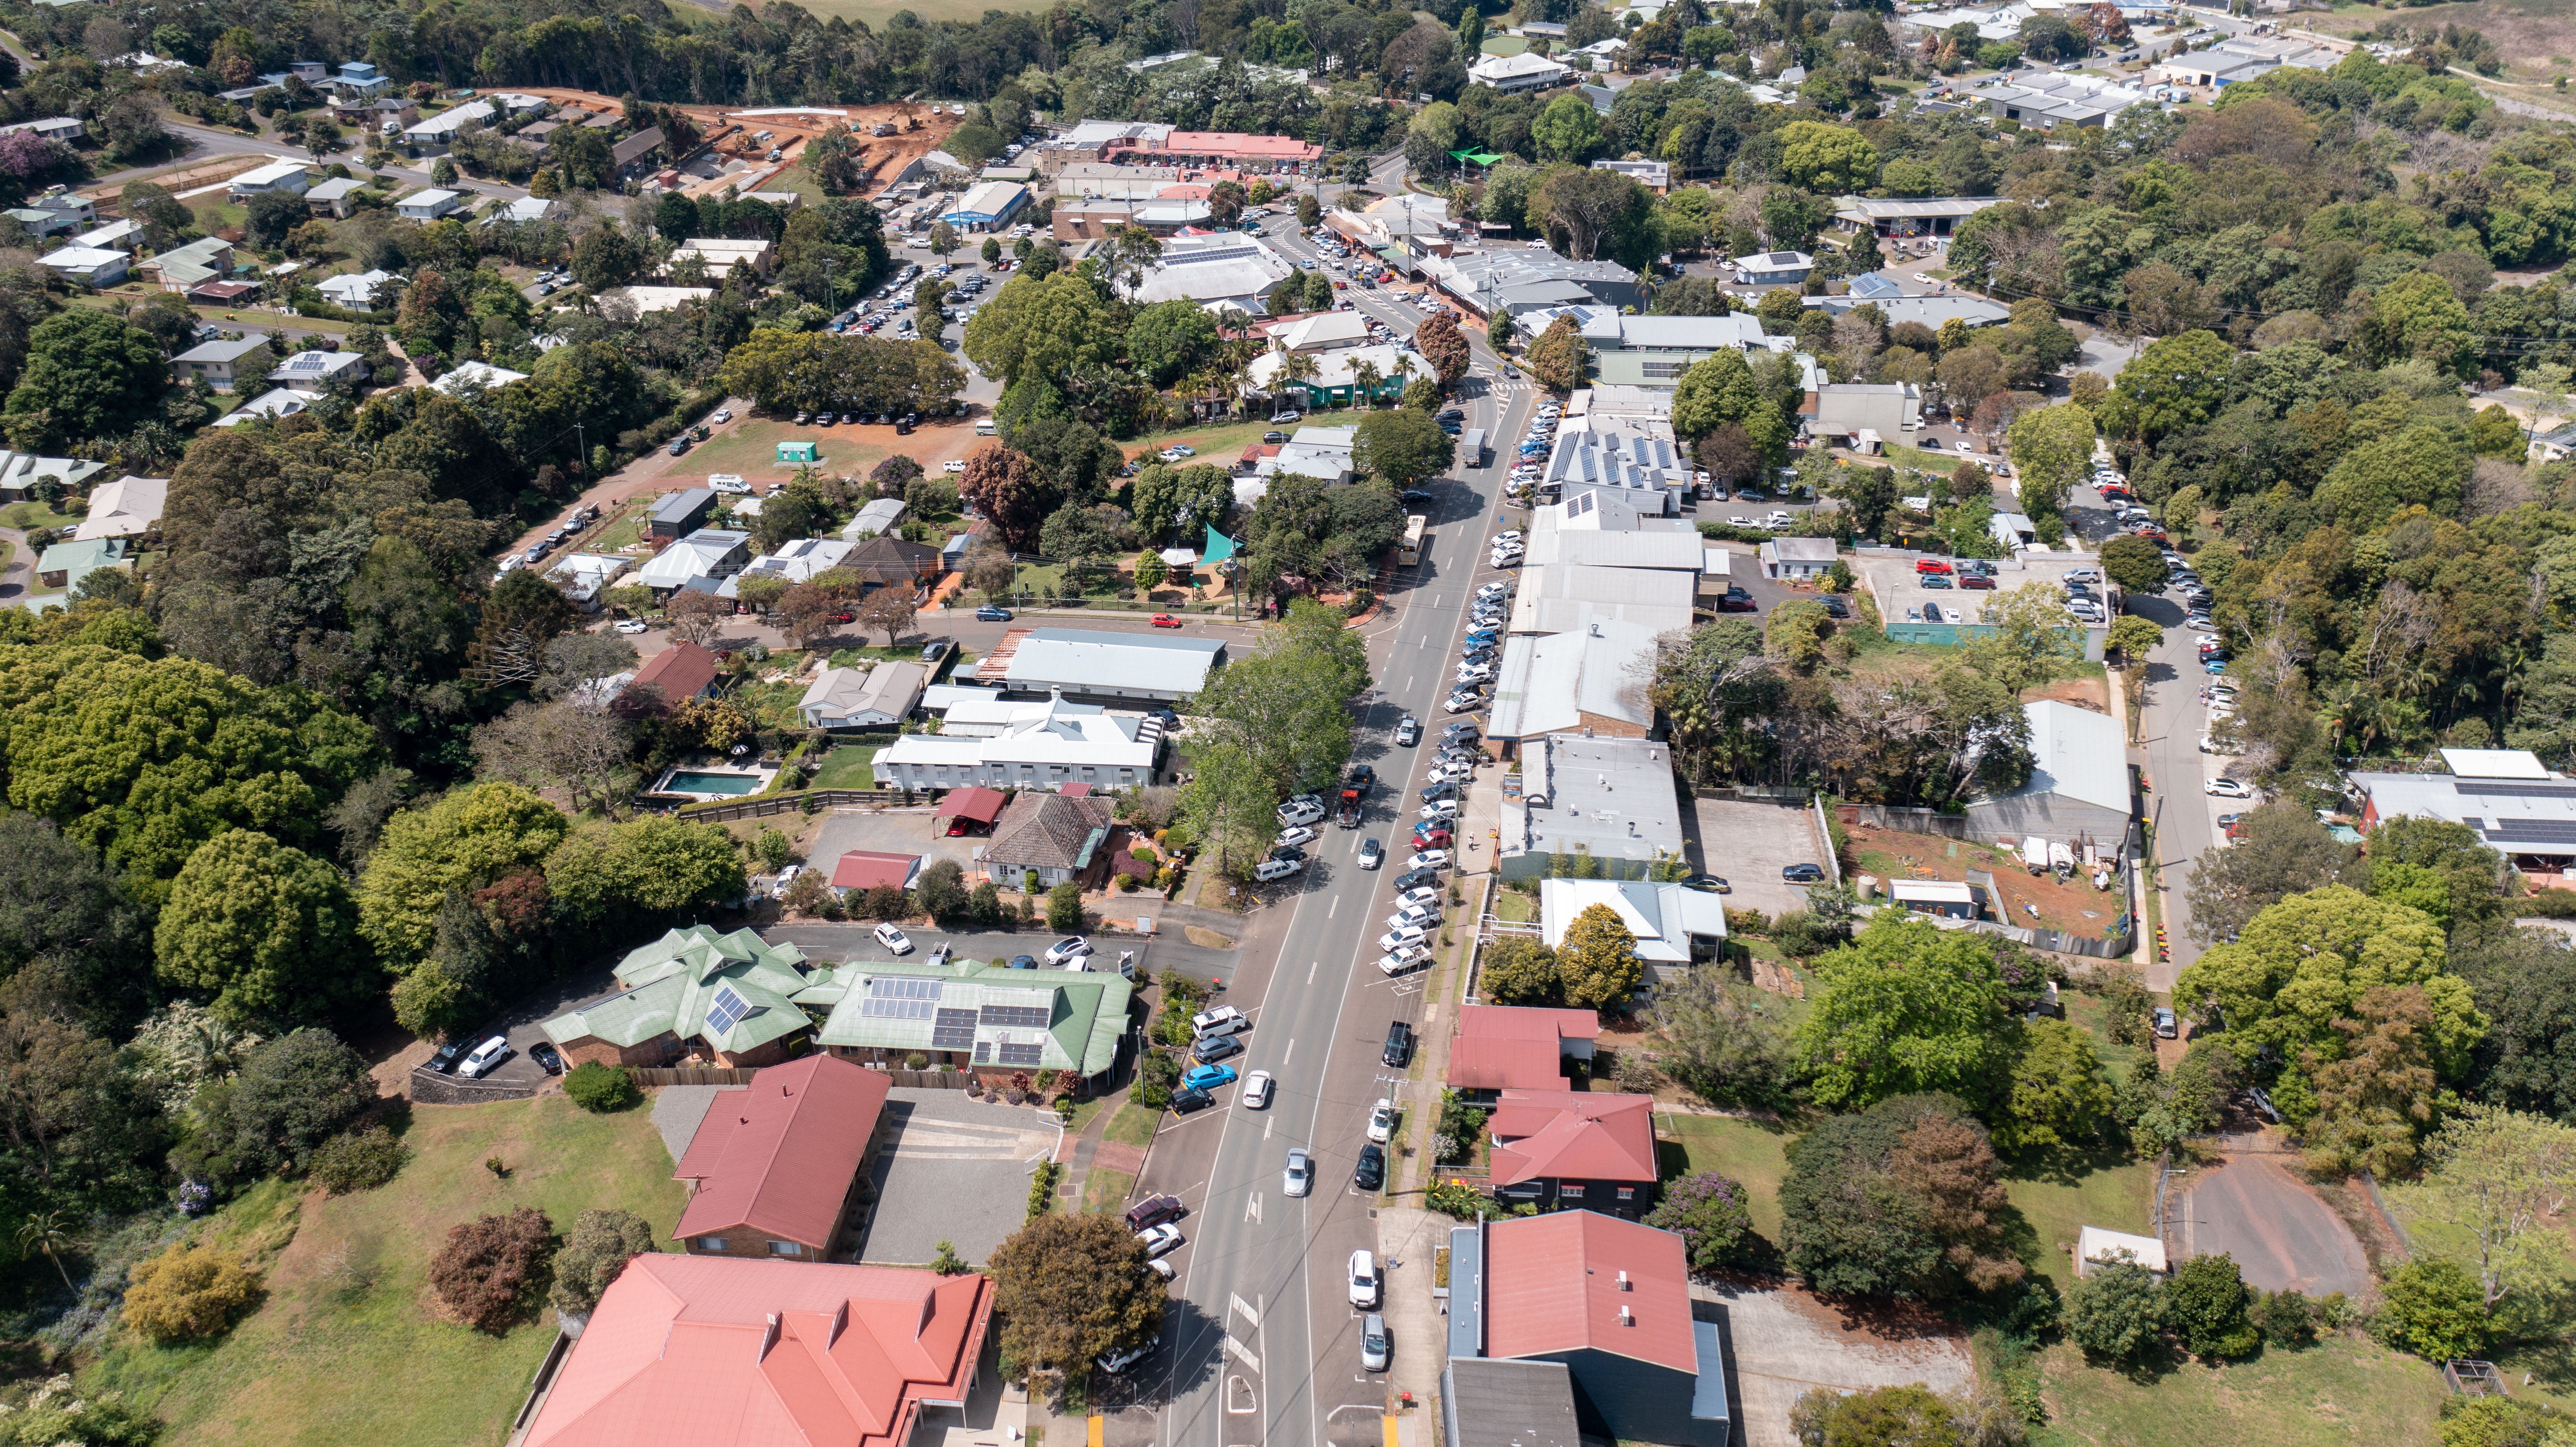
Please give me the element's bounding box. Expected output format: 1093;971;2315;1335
974;418;996;436
1254;857;1305;883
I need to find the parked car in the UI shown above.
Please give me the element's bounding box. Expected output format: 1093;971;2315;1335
873;922;913;954
1348;1249;1381;1306
1681;874;1730;894
429;1039;468;1074
1182;1062;1238;1091
771;864;805;899
1361;1313;1390;1372
1151;614;1183;628
458;1036;512;1079
1782;863;1827;883
1354;1144;1387;1192
976;605;1014;621
1191;1005;1246;1035
1367;1099;1397;1143
1382;1020;1415;1068
1137;1224;1185;1259
1098;1337;1161;1374
2206;777;2254;798
1170;1086;1214;1114
1125;1195;1186;1231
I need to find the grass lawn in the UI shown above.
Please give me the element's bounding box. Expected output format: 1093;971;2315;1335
1120;417;1290;464
1658;1112;1792;1241
0;500;78;531
1102;1102;1158;1149
74;289;357;337
1480;35;1529;54
688;419;889;481
1081;1167;1138;1215
2033;1338;2445;1447
809;743;881;789
586;501;645;556
765;164;827;205
1492;891;1534;923
85;1095;687;1447
2004;1153;2154;1291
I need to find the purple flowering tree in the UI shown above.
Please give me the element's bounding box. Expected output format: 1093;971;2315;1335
0;131;65;181
1643;1171;1755;1273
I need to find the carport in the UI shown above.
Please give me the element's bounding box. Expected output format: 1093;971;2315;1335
934;785;1007;836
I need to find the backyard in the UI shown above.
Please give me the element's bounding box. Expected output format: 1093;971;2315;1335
809;743;882;789
1848;822;2128;939
2033;1337;2445;1447
83;1095;686;1447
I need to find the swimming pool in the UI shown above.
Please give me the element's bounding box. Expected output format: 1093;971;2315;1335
665;771;763;795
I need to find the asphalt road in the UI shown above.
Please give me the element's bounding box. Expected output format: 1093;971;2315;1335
1138;291;1535;1447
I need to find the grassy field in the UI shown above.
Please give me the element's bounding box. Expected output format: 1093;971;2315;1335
0;500;79;531
809;743;882;789
2304;0;2576;84
1117;417;1281;465
687;419;889;481
1480;35;1530;54
1658;1112;1793;1241
84;1095;686;1447
2003;1154;2154;1291
2033;1338;2446;1447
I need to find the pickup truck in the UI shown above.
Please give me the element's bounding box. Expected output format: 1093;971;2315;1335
1338;764;1375;828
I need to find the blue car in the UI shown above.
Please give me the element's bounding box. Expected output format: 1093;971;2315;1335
2203;658;2229;675
976;605;1014;621
1182;1062;1238;1091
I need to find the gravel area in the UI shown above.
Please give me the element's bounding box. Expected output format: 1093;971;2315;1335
651;1084;724;1165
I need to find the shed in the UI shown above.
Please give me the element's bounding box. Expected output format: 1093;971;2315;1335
933;785;1008;835
1889;878;1980;919
1965;700;2132;847
778;440;819;463
2075;1226;2169;1277
647;487;717;538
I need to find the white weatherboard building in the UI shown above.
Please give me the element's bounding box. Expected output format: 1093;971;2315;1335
873;691;1161;791
1470;51;1575;94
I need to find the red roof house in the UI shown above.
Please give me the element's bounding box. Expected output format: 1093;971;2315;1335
1446;1005;1600;1097
520;1254;992;1447
1479;1211;1727;1447
675;1053;889;1260
1486;1090;1658;1217
829;851;923;893
624;640;722;713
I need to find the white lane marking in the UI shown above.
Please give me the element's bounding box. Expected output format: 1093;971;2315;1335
1307;958;1319;984
1226;1333;1262;1372
1245;1192;1263;1224
1328;896;1338;919
1283;1037;1296;1062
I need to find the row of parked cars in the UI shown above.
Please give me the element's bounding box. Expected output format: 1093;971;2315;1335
1445;581;1513;714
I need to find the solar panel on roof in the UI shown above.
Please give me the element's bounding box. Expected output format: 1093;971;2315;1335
706;984;753;1035
973;1041;991;1062
860;974;942;1020
2482;819;2576;844
2458;782;2576;800
930;1007;980;1051
980;1003;1051;1028
995;1042;1044;1066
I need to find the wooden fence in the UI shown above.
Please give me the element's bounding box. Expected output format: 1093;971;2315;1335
627;1067;760;1087
672;788;905;822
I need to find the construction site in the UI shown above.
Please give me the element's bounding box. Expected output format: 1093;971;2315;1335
475;87;967;200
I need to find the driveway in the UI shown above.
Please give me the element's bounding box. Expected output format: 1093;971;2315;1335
1684;797;1827;919
804;806;991;879
2174;1147;2372;1299
1698;1282;1973;1447
762;922;1238;986
855;1088;1064;1267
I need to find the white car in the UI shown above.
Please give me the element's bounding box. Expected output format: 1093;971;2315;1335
1278;800;1327;828
1378;920;1431;949
1277;824;1319;848
1283;1147;1313;1196
873;922;914;954
943;459;967;473
1348;1250;1380;1308
1456;665;1495;684
458;1035;512;1079
709;473;749;494
2206;777;2255;799
1044;936;1092;964
1397;886;1442;909
771;864;805;899
1137;1224;1185;1259
613;618;649;634
1192;1006;1246;1036
1244;1070;1274;1109
1912;272;1934;284
1443;694;1482;715
1367;1099;1396;1143
1491;532;1523;546
1419;799;1461;821
713;408;733;424
1407;849;1451;870
1388;908;1437;933
1376;946;1430;976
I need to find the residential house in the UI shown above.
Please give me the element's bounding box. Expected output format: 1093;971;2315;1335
213;387;322;428
169;337;274;392
1538;878;1727;984
978;627;1227;702
872;691;1162;793
37;245;127;288
1499;733;1687;882
493;196;557;225
621;640;725;713
842;534;943;592
1447;1212;1731;1447
268;350;370;386
137;237;235;291
2351;748;2576;884
395;188;466;221
1470;51;1576;93
432;360;529;394
186;280;260;308
0;451;105;502
1807;293;2011;331
599;285;715;317
842;497;906;540
227;160;311;198
1589;157;1668;193
546;552;629;609
1731;249;1813;287
72;476;167;540
611;125;666;181
1446;1004;1601;1100
69;219;140;254
648;487;718;538
2;203;80;247
516;1254;992;1447
314;268;396;307
0;117;82;143
1982;71;2151;129
328;61;394;98
403;99;497;148
303;177;367;217
1964;700;2132;849
673;1054;888;1261
636;528;752;594
811;956;1133;1085
670;237;775;280
1486;1090;1659;1217
1831;194;2005;238
981;788;1117;890
800;661;928;729
720;538;857;600
828;852;923;895
34;536;128;590
1759;535;1838;580
541;925;817;1069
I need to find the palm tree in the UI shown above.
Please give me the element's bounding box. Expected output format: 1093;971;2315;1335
1349;358;1382;410
17;1211;73;1291
1277;349;1321;411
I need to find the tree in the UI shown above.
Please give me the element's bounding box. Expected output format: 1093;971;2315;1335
1131;463;1236;546
2175;885;2480;1072
962;271;1118;387
2097;534;2167;594
565;1061;640;1112
1533;167;1650;264
472;700;633;816
1775;121;1881;192
1652;970;1795;1107
1413;311;1470;386
2358;270;2476;378
547;1208;655;1319
1794;914;2014;1110
958;445;1060;553
2166;1252;2260;1359
155;830;361;1026
2064;1252;2164;1363
2;310;170;452
1532;94;1602;163
12;1210;72;1292
1046;882;1083;933
2097;329;2235;454
430;1207;555;1333
0;813;147;1032
1960;582;2080;694
357;783;570;969
1778;1094;2021;1299
2302;984;2444;1177
2106;616;2164;666
471;569;579;687
2004;404;2095;521
2182;805;2356;945
121;1244;259;1343
1646;1173;1756;1272
221;1028;377;1177
1998;1018;2114;1153
857;587;918;648
1354;409;1455;489
1479;937;1560;1004
1126;301;1222;387
2411;1106;2576;1313
1671;349;1761;442
1525;314;1589;393
984;1212;1164;1392
2372;1256;2490;1360
917;859;971;920
307;1124;409;1194
2456;932;2576;1123
543;816;747;934
1555;903;1641;1011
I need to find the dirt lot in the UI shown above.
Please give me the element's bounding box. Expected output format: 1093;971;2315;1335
1706;1283;1974;1447
469;86;963;199
1848;822;2126;938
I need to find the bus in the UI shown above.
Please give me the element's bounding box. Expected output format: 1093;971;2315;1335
1399;515;1427;567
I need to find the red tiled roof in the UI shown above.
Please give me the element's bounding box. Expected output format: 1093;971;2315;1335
1485;1211;1697;1375
522;1254;992;1447
830;851;921;891
936;785;1007;824
633;640;721;702
1487;1091;1657;1188
674;1054;888;1250
1446;1006;1601;1092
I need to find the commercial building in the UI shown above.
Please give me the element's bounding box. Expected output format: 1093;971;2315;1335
1576;311;1773;386
1487;620;1660;748
1505;562;1698;638
1538;877;1728;968
1096;129;1323;173
2152;33;2341;88
1446;1005;1601;1097
1809;381;1924;449
673;1054;888;1261
941;181;1029;232
1831;194;2006;238
1431;246;1640;318
1486;1090;1660;1217
799;661;928;729
1470;50;1577;93
2351;749;2576;884
1443;1360;1583;1447
875;691;1161;792
542;926;819;1069
1446;1212;1731;1447
517;1254;991;1447
1983;71;2153;130
1052;197;1210;240
976;627;1227;702
1499;733;1687;881
1123;233;1296;312
670;237;776;279
811;956;1133;1084
169;337;274;392
1245;342;1422;409
1964;700;2133;849
38;245;127;288
1538;409;1691;514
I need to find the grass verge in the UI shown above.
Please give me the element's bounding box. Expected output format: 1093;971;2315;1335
2002;1153;2154;1291
1080;1167;1137;1215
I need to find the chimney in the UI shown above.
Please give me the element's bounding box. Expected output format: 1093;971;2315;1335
760;1313;782;1359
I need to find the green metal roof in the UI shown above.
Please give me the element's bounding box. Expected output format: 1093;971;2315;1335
543;926;817;1055
813;958;1133;1077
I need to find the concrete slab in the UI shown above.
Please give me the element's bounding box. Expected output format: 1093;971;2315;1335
1684;797;1824;920
650;1084;723;1166
1696;1282;1973;1447
806;806;990;880
854;1087;1065;1267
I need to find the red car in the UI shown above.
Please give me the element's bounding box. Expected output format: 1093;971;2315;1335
1960;574;1995;590
1151;614;1183;628
1914;558;1954;575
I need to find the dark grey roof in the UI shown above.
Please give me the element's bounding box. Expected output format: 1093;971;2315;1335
650;487;716;523
1441;1360;1580;1447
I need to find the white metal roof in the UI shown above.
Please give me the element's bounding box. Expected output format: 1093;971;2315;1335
1004;629;1225;697
2441;748;2551;780
2011;701;2129;815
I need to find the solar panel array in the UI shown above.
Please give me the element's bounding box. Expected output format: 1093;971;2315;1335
980;1003;1051;1029
860;975;942;1020
994;1042;1044;1066
930;1008;979;1052
2459;781;2576;801
973;1042;992;1063
706;984;753;1035
2484;819;2576;844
